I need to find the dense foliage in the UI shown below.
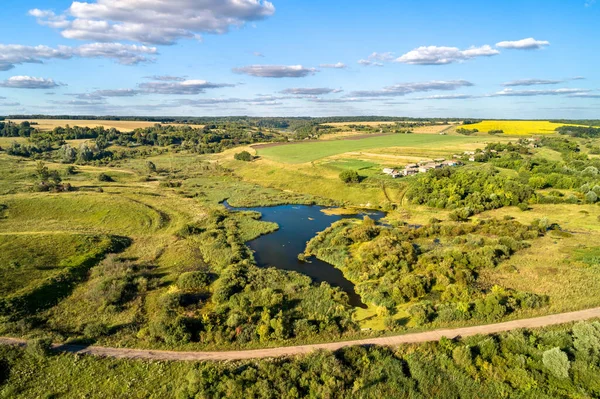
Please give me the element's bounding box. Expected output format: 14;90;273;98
2;321;600;398
306;217;549;322
556;125;600;138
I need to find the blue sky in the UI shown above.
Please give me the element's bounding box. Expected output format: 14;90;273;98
0;0;598;118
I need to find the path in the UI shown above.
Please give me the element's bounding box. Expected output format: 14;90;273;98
1;307;599;361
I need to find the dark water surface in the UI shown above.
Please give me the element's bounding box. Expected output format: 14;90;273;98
224;202;385;308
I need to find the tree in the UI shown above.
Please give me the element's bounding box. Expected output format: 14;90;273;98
36;161;49;181
543;347;570;379
234;151;253;162
339;170;360;184
58;144;77;163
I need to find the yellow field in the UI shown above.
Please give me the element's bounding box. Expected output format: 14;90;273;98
464;120;581;135
8;119;205;132
412;124;455;134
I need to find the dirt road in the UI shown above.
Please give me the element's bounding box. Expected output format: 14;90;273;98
2;307;599;361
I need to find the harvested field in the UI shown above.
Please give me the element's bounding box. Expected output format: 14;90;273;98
7;119;205;132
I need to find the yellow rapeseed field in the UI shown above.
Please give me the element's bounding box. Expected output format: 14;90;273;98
464;120;582;135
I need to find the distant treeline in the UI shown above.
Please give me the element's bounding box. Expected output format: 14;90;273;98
556;125;600;138
552;119;600;127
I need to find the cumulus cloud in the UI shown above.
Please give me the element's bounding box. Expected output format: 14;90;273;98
138;79;234;94
490;88;590;97
0;76;64;89
319;62;346;69
233;65;317;78
29;0;276;45
0;43;157;71
280;88;341;96
349;80;474;98
395;45;499;65
496;38;550;50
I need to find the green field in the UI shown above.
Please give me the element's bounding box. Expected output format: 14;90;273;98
0;233;108;296
257;134;475;163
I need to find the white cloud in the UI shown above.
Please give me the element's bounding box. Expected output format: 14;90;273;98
357;59;383;67
496;38;550;50
395;45;499;65
280;88;341;95
0;43;157;71
71;89;140;100
585;0;596;7
30;0;275;45
0;102;21;107
349;80;474;97
414;94;477;100
490;88;590;97
367;52;395;62
233;65;318;78
503;79;562;87
568;92;600;98
0;76;64;89
138;79;234;94
253;52;265;57
143;75;186;82
319;62;346;69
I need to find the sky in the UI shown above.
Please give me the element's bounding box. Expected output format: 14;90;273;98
0;0;598;118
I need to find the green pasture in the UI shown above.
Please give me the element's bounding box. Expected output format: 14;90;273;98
0;233;105;296
257;134;476;163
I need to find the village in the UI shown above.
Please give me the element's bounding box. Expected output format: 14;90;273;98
383;158;462;178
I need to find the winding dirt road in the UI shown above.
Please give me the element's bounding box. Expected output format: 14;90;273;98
2;307;599;361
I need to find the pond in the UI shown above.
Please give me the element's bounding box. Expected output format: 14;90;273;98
223;202;386;308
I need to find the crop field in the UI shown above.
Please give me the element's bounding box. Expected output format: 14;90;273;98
463;120;582;135
322;121;402;127
7;119;205;132
256;133;476;163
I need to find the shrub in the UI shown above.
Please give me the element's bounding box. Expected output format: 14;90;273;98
234;151;253;162
26;338;52;358
339;170;360;184
177;271;210;292
585;191;598;204
449;207;473;222
98;173;113;182
543;347;570;379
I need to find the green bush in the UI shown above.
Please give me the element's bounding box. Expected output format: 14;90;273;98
234;151;253;162
339;170;360;184
543;347;570;379
26;338;52;358
177;271;210;292
98;173;113;182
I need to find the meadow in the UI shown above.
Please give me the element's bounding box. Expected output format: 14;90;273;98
256;133;476;163
463;120;582;135
1;117;600;354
